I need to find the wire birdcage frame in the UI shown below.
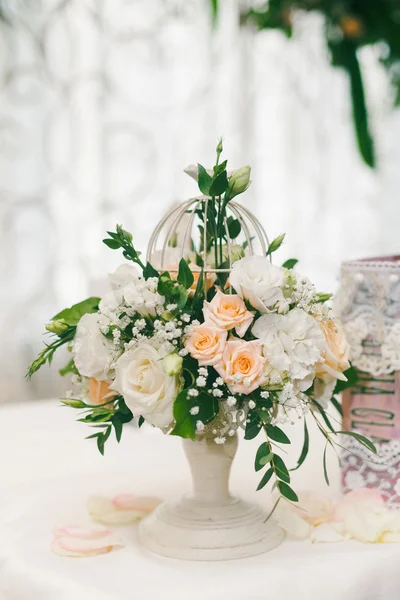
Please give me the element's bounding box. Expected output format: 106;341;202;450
146;197;269;289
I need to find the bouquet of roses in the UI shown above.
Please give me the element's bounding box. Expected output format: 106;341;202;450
28;142;375;509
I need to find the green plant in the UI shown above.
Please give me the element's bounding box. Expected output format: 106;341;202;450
211;0;400;168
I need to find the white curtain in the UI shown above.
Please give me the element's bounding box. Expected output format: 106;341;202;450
0;0;398;402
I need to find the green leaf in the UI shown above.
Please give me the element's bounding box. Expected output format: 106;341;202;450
60;398;86;409
338;431;377;454
291;419;309;471
209;170;229;197
197;163;212;195
97;434;105;455
244;412;262;440
272;454;290;483
59;359;78;377
265;424;291;444
103;238;121;249
138;416;145;428
314;293;333;303
143;262;159;280
331;396;343;417
177;258;194;289
313;400;336;434
175;286;189;309
213;160;227;176
227;217;241;239
278;481;298;502
118;397;133;417
113;420;123;442
171;390;196;440
323;445;330;485
282;258;298;270
266;233;285;257
257;467;274;491
53;297;100;326
254;443;273;472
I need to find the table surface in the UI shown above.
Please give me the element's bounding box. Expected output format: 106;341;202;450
0;399;399;600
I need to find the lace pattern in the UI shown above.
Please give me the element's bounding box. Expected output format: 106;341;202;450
336;258;400;376
341;433;400;508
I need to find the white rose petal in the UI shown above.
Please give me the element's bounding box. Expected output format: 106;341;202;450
229;256;288;313
109;263;140;290
311;523;345;543
110;343;179;429
73;313;114;380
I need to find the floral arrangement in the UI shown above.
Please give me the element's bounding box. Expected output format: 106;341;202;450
28;142;376;511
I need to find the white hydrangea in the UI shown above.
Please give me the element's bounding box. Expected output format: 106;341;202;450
252;308;326;391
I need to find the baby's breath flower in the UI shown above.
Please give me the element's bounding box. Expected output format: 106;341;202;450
226;396;237;407
196;420;205;432
248;400;256;410
188;388;199;397
196;375;206;387
190;406;200;415
214;436;226;445
212;389;223;398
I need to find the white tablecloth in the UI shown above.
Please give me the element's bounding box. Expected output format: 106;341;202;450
1;400;400;600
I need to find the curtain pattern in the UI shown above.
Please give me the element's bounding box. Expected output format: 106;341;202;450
0;0;397;402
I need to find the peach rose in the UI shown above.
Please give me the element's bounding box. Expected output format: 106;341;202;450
203;291;254;338
168;262;216;296
184;324;227;366
215;339;267;395
88;378;117;406
315;317;350;382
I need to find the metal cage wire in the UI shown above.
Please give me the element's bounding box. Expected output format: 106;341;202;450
146;197;269;281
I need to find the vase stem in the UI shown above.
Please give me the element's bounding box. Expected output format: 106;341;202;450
183;434;238;506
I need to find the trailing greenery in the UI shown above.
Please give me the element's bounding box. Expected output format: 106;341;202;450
211;0;400;168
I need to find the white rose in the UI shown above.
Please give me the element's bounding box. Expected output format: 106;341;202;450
252;308;326;391
109;264;140;290
229;256;288;313
73;313;114;380
110;343;180;429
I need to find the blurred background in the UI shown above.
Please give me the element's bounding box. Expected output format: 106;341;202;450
1;0;399;404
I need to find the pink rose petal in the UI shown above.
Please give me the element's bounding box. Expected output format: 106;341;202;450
52;535;122;558
54;525;112;540
112;494;161;512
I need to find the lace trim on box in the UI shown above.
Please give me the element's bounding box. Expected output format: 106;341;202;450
335;260;400;376
340;433;400;508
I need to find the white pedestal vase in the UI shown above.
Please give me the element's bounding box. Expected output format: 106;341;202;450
138;433;285;560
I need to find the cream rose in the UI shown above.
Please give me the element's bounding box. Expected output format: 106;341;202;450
110;343;180;429
184;324;227;366
315;317;350;382
215;339;267;395
203;291;254;337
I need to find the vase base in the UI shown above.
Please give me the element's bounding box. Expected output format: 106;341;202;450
138;495;285;561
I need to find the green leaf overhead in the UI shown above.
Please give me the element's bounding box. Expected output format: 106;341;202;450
197;163;212;195
53;297;100;326
177;258;194;290
209;169;229;197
